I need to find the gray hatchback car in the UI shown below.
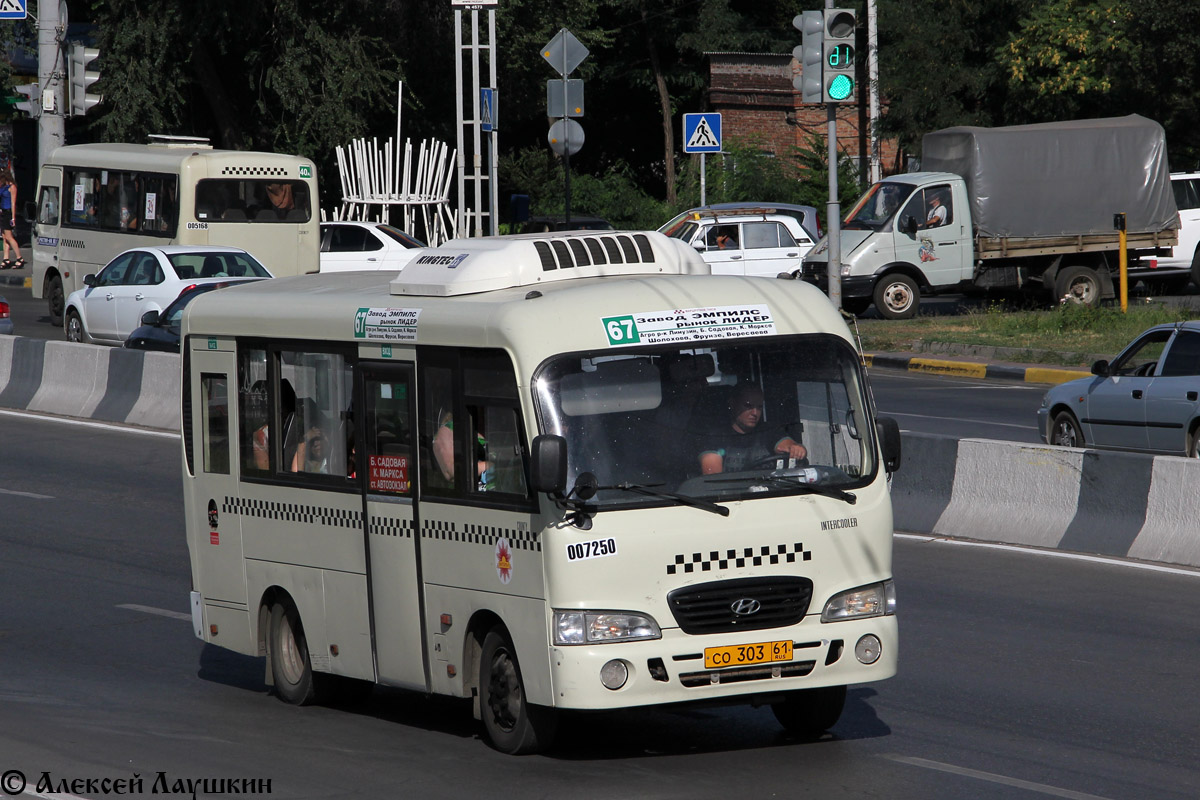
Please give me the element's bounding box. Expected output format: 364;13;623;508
1038;321;1200;456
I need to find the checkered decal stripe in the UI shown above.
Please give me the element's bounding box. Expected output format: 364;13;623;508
667;542;810;575
423;520;541;552
370;517;416;539
220;165;290;176
224;497;362;529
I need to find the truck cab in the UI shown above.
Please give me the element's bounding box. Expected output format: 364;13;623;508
800;173;972;319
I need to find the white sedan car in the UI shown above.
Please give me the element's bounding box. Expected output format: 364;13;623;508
319;221;425;272
64;245;273;345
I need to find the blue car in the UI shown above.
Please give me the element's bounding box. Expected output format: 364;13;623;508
1038;321;1200;456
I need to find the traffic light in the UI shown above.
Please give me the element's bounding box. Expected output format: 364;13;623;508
791;11;824;104
68;44;101;117
13;82;40;117
822;9;856;103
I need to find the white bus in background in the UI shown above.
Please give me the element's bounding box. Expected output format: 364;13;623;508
181;230;902;754
30;136;319;326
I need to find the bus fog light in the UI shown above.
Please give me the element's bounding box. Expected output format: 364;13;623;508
600;659;629;690
855;634;882;664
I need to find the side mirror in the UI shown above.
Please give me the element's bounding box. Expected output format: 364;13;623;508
141;309;161;326
876;416;902;473
692;240;707;252
23;200;35;222
529;434;568;494
82;274;97;287
1091;359;1110;377
898;215;918;236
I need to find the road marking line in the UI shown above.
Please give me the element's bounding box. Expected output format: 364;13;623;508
0;409;178;439
896;533;1200;578
882;754;1113;800
0;487;54;499
881;410;1036;430
116;604;191;621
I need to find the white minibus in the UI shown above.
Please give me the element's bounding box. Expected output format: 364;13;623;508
181;230;902;754
30;138;318;325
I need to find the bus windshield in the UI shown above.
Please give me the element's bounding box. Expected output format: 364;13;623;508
843;182;915;231
534;335;875;509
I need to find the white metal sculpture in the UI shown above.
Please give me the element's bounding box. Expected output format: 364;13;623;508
331;82;459;246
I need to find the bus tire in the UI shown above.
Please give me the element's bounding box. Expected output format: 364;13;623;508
65;309;85;343
269;602;321;706
872;274;920;320
48;275;64;327
479;627;557;754
771;684;847;739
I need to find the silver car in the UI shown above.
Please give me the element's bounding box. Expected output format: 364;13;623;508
1038;321;1200;456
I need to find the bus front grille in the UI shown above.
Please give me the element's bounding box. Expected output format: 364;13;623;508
667;576;813;635
678;660;817;688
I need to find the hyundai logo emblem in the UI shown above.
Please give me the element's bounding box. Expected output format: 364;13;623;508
730;598;762;616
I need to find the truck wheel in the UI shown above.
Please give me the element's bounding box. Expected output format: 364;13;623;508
872;274;920;320
479;627;557;754
1054;265;1101;306
771;685;847;739
47;274;64;327
841;297;871;316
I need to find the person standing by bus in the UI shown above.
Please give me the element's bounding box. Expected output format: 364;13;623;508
0;168;22;269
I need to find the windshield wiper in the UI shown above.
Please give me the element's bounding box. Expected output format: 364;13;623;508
598;482;730;517
750;474;857;504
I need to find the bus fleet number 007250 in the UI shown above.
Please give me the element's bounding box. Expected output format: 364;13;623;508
565;538;618;562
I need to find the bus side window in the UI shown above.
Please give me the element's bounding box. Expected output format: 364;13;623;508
239;348;270;473
37;184;59;226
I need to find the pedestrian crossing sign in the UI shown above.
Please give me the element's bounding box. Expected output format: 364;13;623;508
683;113;722;154
0;0;27;19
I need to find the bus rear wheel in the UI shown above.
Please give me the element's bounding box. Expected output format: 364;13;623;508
479;627;557;754
48;275;64;327
270;602;322;705
771;685;847;739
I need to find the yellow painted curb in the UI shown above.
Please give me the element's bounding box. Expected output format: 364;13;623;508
1025;367;1090;385
22;277;31;289
906;358;987;379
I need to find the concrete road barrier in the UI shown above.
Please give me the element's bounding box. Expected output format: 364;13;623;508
0;335;180;431
891;431;1200;569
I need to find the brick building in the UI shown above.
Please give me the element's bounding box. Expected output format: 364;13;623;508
705;52;903;179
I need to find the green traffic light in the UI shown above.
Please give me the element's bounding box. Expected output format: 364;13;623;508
827;74;854;101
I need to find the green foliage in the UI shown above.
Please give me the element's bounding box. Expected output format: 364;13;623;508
997;0;1136;120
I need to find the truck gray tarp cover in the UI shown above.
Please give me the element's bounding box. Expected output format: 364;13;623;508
921;115;1178;239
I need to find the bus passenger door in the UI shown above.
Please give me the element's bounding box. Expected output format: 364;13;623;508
187;341;246;605
359;364;427;690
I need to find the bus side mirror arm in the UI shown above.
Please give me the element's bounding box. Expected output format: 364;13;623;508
876;416;902;473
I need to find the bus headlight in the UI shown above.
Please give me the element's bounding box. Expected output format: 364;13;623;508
553;610;662;645
821;580;896;622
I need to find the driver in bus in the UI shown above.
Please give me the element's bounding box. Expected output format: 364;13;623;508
699;384;807;474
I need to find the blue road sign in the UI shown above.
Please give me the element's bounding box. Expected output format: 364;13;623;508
480;88;497;132
0;0;28;20
683;113;722;154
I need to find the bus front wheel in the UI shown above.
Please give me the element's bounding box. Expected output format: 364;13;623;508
269;602;322;706
771;685;847;739
479;627;557;754
48;275;64;327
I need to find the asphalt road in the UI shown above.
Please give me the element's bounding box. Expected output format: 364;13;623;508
2;410;1198;799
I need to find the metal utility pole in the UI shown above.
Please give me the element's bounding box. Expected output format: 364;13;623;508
867;0;881;184
37;0;67;170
